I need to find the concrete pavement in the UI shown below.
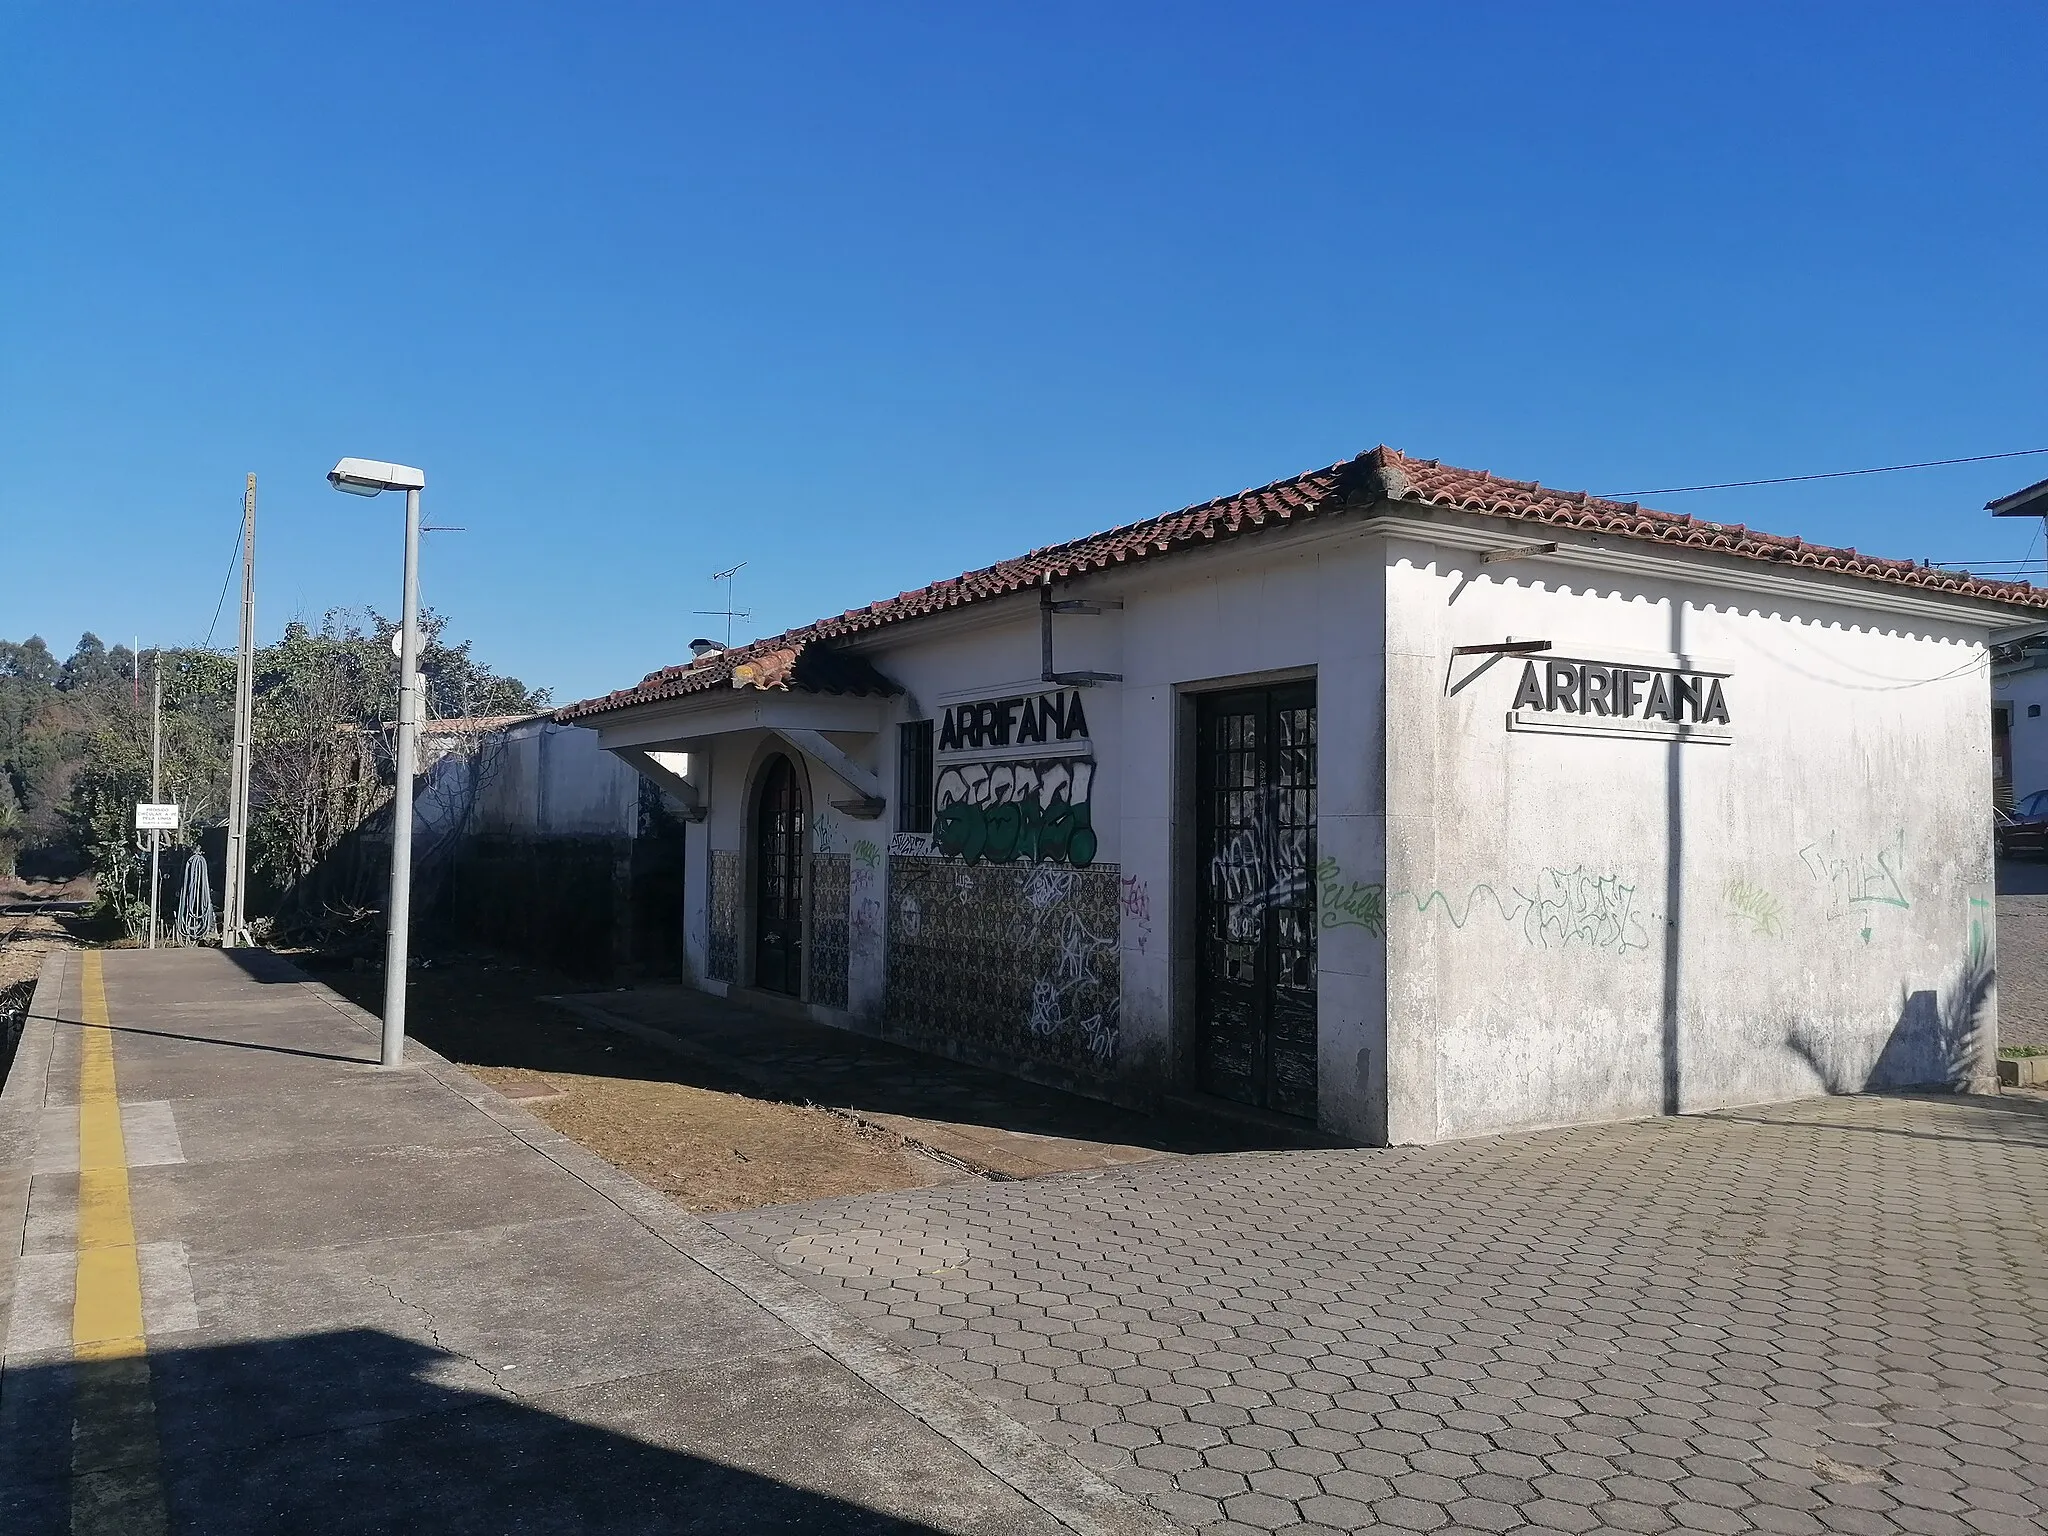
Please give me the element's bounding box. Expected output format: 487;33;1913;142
12;945;2048;1536
716;1094;2048;1536
0;947;1181;1534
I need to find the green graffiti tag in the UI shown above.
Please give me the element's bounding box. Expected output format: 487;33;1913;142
1389;869;1652;955
933;793;1097;868
1315;857;1386;935
1398;884;1524;929
1723;878;1784;938
1799;832;1909;943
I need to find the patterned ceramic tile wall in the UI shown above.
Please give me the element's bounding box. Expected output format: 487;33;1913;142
885;857;1120;1075
810;853;850;1009
708;850;740;983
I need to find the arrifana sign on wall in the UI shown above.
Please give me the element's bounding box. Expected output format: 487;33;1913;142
933;686;1098;865
1507;654;1733;744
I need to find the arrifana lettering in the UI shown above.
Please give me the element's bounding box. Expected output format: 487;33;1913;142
938;689;1091;753
1511;659;1730;725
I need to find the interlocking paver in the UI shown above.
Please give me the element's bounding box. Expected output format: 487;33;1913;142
715;1093;2048;1536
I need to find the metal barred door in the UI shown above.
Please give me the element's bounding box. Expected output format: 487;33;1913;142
754;754;805;995
1195;684;1318;1118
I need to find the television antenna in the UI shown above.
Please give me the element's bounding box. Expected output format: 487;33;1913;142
695;562;752;650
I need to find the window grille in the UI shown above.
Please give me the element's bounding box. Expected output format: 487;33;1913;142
898;720;934;833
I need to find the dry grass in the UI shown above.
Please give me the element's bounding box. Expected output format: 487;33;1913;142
318;955;969;1214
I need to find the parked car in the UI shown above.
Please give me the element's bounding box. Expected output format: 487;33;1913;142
2019;789;2048;820
1996;804;2048;857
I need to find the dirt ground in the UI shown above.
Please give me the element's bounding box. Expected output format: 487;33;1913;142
314;955;970;1213
1;877;94;988
1;878;94;1075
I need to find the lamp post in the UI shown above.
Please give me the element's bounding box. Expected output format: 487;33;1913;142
328;457;427;1067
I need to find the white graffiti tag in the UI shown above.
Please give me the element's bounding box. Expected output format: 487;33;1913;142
935;758;1094;811
1021;876;1119;1065
1208;792;1310;941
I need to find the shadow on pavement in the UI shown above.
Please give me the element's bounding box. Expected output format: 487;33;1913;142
303;951;1317;1164
1997;856;2048;896
219;947;322;985
0;1330;962;1535
1707;1089;2048;1148
30;1009;369;1066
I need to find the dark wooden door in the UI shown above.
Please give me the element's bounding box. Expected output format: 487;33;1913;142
754;755;805;995
1195;684;1317;1118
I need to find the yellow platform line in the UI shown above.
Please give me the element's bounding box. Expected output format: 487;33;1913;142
69;950;168;1535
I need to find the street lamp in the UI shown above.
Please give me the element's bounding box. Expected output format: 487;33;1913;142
328;457;427;1068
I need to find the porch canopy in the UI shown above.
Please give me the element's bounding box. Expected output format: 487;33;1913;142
558;640;901;820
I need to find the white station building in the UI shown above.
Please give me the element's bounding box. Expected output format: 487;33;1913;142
560;445;2044;1145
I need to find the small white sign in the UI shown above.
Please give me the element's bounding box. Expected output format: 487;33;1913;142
135;803;181;830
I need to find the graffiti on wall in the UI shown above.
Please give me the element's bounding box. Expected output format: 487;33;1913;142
1022;866;1119;1064
1723;878;1785;938
1296;861;1656;956
1315;857;1385;934
1519;866;1650;953
1208;791;1310;941
811;809;841;854
850;839;883;955
1800;832;1908;942
1119;873;1153;955
931;688;1098;868
932;757;1098;867
887;855;1121;1073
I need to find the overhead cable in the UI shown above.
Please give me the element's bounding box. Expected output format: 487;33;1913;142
1607;447;2048;499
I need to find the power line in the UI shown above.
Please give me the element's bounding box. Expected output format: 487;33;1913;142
1606;447;2048;498
200;509;244;649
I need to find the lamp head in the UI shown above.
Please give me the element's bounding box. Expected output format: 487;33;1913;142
329;458;426;496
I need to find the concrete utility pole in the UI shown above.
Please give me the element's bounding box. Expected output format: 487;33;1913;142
148;654;162;950
221;474;257;947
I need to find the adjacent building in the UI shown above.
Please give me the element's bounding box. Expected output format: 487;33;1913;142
1988;474;2048;804
560;445;2045;1144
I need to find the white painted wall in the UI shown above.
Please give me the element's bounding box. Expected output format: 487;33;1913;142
474;720;638;838
1383;544;1998;1143
1994;662;2048;801
1105;532;1387;1139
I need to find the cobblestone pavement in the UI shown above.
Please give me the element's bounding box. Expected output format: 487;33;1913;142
713;1093;2048;1536
1995;881;2048;1048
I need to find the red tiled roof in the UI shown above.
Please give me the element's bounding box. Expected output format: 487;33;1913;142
559;446;2048;722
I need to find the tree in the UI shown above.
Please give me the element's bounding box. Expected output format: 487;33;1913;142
0;636;59;686
244;609;545;924
0;777;21;880
0;608;544;931
59;633;130;693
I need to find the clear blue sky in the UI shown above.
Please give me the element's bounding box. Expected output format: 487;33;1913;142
4;2;2044;705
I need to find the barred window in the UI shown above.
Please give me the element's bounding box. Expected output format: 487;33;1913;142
897;719;933;833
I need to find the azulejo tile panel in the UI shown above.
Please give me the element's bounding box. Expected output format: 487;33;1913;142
708;849;740;983
885;856;1120;1075
810;853;850;1010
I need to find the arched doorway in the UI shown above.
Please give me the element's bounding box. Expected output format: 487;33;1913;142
753;754;805;995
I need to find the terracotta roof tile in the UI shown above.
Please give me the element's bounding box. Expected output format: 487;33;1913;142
558;446;2046;722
